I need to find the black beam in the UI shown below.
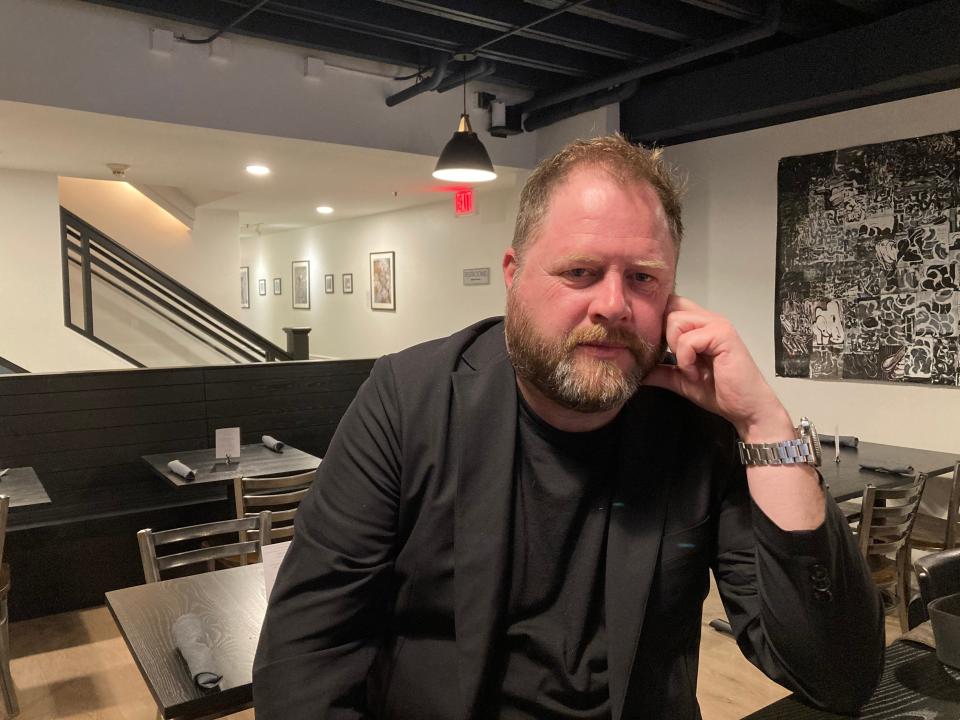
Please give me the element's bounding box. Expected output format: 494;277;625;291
674;0;763;22
524;0;745;42
621;0;960;145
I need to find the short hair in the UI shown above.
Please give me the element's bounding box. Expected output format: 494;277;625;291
511;134;685;260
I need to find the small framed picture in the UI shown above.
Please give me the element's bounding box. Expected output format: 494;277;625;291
273;277;282;295
325;274;334;294
240;266;250;309
370;251;395;311
292;260;310;309
258;278;267;296
342;273;353;294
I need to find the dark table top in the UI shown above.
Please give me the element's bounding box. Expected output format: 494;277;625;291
142;443;321;488
0;466;51;508
106;563;265;720
822;441;959;502
742;639;960;719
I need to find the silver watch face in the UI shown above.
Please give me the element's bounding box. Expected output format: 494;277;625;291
799;417;822;466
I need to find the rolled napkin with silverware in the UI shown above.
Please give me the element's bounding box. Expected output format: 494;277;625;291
167;460;197;481
172;613;222;689
859;462;915;475
262;435;285;453
819;434;859;448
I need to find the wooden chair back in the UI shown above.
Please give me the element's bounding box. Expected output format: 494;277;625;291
233;471;315;543
137;511;272;584
909;462;960;552
856;474;926;631
0;495;8;570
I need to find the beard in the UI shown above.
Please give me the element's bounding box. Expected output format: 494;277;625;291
505;287;665;413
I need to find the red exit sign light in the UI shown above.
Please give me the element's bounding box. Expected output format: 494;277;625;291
454;188;475;216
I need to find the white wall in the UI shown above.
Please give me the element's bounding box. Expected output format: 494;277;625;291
664;88;960;453
240;188;522;358
59;178;240;314
0;169;130;372
0;0;539;169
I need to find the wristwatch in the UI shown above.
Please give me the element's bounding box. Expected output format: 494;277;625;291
737;417;822;467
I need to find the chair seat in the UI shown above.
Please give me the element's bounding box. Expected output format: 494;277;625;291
867;555;898;588
910;512;960;550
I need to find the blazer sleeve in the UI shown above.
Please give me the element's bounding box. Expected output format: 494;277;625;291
712;445;885;713
253;356;403;719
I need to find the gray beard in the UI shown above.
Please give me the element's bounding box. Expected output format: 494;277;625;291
504;288;664;413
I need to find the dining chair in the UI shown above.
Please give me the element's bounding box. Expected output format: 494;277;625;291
137;512;272;584
907;461;960;555
912;546;960;626
233;470;316;543
854;474;926;632
0;496;19;718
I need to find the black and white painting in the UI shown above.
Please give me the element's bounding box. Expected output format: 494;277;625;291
776;130;960;386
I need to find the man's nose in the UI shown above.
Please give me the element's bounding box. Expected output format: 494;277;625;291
588;273;631;323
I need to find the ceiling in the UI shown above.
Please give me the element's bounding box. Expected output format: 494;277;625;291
0;100;523;236
78;0;938;136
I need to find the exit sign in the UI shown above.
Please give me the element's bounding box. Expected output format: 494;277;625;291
454;188;475;216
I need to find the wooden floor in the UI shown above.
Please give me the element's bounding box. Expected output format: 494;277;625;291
5;579;900;719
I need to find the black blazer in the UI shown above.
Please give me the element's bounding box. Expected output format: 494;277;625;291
253;318;883;719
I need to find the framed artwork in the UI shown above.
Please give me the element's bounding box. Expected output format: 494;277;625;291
342;273;353;294
273;277;282;295
258;278;267;296
370;251;396;311
325;274;334;294
240;266;250;309
292;260;310;309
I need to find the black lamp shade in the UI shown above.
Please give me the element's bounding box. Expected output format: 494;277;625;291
433;114;497;183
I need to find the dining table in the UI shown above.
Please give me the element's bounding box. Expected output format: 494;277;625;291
743;632;960;719
106;563;266;720
0;466;51;508
820;440;959;502
141;442;321;489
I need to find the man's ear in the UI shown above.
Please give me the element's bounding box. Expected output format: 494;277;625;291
503;248;519;290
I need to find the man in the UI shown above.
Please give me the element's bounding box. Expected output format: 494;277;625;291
254;135;883;719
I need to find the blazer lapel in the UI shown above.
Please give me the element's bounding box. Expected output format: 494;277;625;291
452;343;518;720
605;389;680;720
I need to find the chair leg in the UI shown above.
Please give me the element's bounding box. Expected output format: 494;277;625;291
0;601;19;718
896;548;911;633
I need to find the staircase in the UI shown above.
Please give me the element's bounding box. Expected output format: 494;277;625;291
60;208;292;367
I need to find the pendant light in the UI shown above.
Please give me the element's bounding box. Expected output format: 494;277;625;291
433;68;497;183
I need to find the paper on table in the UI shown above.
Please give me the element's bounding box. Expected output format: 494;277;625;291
263;541;292;600
171;614;222;689
215;427;241;461
859;462;915;475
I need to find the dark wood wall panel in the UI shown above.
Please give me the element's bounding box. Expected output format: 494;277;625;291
0;358;373;620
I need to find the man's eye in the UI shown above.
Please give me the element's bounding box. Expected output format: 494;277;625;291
564;268;593;279
631;272;654;283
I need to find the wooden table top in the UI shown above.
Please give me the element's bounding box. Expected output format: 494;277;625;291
0;466;51;508
821;441;958;502
142;443;321;488
106;563;265;720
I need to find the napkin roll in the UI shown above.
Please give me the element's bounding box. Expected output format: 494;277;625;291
819;434;859;448
172;614;222;689
859;462;915;476
167;460;196;481
262;435;285;453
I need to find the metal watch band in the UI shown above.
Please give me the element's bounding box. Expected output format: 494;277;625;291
737;438;816;466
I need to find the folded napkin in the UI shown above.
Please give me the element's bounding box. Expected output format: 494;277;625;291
172;614;222;689
859;462;915;475
167;460;196;481
262;435;285;453
820;434;859;448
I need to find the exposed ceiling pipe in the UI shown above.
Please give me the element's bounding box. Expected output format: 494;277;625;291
176;0;270;44
515;0;782;123
385;54;450;107
435;60;497;93
523;81;639;131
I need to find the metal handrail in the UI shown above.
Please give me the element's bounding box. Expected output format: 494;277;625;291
61;208;292;365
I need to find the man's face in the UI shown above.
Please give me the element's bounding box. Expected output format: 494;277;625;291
503;166;676;413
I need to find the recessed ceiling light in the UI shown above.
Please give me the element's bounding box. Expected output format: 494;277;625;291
316;206;334;214
246;164;271;176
